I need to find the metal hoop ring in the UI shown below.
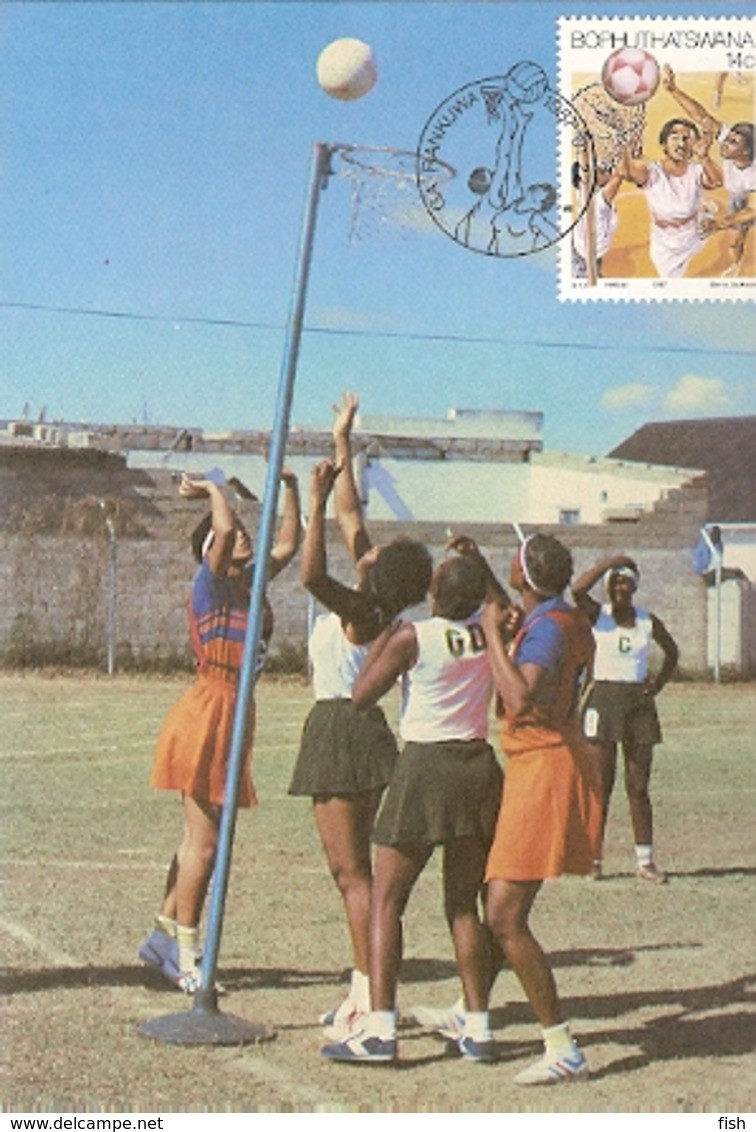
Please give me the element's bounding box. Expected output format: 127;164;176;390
335;143;456;184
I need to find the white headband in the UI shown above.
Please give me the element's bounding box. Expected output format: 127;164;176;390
519;536;539;592
201;530;215;559
606;564;639;592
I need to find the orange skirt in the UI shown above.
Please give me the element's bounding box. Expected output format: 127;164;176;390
150;673;257;808
485;722;601;882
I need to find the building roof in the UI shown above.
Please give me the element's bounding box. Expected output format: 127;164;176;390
609;416;756;522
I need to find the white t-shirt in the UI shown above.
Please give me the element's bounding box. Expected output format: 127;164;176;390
645;161;704;224
644;162;706;276
399;613;492;743
592;604;654;683
718;123;756;206
572;187;619;261
308;611;369;700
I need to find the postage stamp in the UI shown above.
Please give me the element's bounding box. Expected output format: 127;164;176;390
557;15;755;302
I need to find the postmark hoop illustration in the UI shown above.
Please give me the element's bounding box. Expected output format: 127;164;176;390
417;63;595;258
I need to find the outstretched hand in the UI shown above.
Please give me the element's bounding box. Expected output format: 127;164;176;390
178;473;210;500
692;128;714;160
309;458;342;506
445;533;484;560
482;598;523;644
332;391;360;443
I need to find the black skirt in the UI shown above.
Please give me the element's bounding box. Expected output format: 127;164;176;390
584;681;662;746
288;699;399;797
373;739;504;847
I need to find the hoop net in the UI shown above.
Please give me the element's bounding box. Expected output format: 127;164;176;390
331;144;456;242
572;83;646;174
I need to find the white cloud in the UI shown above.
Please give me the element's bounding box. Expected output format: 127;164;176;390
662;374;732;414
601;382;656;411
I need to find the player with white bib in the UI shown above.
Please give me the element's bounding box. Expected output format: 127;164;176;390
661;65;754;276
624;115;722;277
290;397;433;1042
322;554;504;1065
572;556;678;884
570;160;622;278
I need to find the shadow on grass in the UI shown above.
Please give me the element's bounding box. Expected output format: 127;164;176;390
667;865;756;879
582;1007;756;1079
0;941;706;998
2;956;753;1078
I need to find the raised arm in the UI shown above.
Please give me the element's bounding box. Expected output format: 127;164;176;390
572;554;637;618
300;459;376;627
480;600;539;719
623;141;650;187
601;167;624;206
268;467;301;579
693;131;723;190
331;391;372;563
662;64;721;137
352;620;418;710
445;533;511;607
179;474;236;577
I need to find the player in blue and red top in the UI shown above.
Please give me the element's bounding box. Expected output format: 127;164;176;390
481;534;601;1086
139;468;300;992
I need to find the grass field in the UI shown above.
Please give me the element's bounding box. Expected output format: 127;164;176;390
1;673;755;1114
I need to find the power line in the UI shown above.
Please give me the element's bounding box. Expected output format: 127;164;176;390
1;298;753;358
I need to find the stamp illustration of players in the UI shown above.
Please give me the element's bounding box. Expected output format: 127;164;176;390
662;64;754;277
558;14;755;301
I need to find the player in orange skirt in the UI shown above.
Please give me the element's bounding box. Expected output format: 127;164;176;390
139;467;300;992
480;533;602;1086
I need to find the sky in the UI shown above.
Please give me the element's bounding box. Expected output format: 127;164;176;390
1;0;754;458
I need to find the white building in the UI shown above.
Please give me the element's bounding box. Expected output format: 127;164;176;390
120;406;706;528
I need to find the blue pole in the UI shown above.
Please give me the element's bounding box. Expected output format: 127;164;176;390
194;142;333;1013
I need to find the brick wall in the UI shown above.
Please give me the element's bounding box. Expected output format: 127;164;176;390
0;452;713;674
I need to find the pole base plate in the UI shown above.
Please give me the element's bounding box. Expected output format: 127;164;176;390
137;1001;276;1047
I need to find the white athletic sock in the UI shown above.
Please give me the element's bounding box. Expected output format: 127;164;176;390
351;969;370;1012
175;925;200;973
463;1010;492;1041
367;1010;397;1039
155;914;177;937
542;1021;576;1057
635;844;654;867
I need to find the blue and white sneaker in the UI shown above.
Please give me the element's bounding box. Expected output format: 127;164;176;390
513;1047;589;1085
138;930;207;994
321;1029;397;1063
409;1004;465;1040
457;1034;497;1063
138;928;176;971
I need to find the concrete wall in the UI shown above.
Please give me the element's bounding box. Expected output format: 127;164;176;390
2;448;737;676
0;487;718;676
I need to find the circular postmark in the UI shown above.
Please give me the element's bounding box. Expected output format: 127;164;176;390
417;62;595;257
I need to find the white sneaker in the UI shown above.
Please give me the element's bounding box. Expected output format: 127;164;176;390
320;996;365;1041
514;1047;589;1085
408;1003;465;1040
636;862;668;885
